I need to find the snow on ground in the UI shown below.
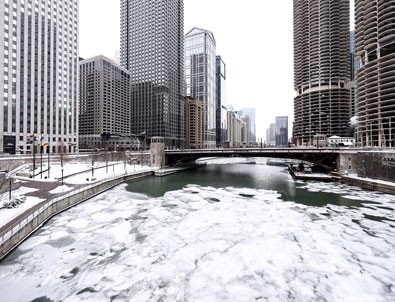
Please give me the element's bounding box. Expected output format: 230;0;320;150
0;186;42;226
0;184;394;301
0;161;154;228
15;160;153;184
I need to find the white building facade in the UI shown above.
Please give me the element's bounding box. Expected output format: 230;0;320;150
226;111;247;148
0;0;79;154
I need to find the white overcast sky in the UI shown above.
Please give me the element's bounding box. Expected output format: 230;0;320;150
79;0;355;142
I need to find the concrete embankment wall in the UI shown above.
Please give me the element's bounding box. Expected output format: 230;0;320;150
337;150;395;195
339;175;395;195
0;171;152;260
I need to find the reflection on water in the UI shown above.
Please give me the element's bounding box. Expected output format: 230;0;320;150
126;161;375;208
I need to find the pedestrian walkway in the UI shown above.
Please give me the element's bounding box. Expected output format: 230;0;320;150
0;178;87;239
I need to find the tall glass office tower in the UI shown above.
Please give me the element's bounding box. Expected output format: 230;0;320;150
185;27;216;148
120;0;185;148
355;0;395;147
275;116;288;146
293;0;350;146
240;108;256;145
0;0;79;154
216;55;227;147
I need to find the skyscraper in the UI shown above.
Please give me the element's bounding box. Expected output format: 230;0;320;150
239;108;257;145
266;123;276;146
0;0;79;154
275;116;289;146
185;27;216;148
79;56;131;149
120;0;185;148
293;0;350;146
215;55;227;147
184;96;203;149
355;0;395;147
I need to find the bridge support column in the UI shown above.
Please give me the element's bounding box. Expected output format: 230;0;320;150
150;137;165;168
337;152;358;175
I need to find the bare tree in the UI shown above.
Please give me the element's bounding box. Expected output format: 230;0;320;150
0;158;20;203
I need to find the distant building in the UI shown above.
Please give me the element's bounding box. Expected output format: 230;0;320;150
216;56;227;146
185;97;203;149
293;0;350;146
0;0;79;154
275;116;288;146
100;133;141;151
227;111;247;148
266;123;276;146
185;27;217;148
220;105;228;147
120;0;185;148
79;56;131;150
313;134;328;148
327;136;355;147
240;115;251;144
237;108;256;144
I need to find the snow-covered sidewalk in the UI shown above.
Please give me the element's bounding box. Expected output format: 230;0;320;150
0;161;155;229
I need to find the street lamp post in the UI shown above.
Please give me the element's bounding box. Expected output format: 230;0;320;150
91;153;95;179
111;152;114;173
40;137;43;179
8;175;11;200
48;140;50;179
389;117;392;148
124;151;127;172
32;135;36;178
106;148;108;174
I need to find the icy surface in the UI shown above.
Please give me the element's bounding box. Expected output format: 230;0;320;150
0;183;395;301
0;161;152;227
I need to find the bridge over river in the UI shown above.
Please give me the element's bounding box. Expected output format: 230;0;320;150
164;147;347;172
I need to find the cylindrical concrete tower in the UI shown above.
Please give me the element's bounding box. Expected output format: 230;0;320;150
293;0;351;146
355;0;395;147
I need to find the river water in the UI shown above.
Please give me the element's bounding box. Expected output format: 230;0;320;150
0;158;395;301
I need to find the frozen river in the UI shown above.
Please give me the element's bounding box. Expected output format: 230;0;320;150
0;159;395;301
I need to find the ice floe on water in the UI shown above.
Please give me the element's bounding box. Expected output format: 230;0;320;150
0;183;395;301
299;180;395;203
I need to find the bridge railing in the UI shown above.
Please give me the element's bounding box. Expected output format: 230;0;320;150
165;147;349;155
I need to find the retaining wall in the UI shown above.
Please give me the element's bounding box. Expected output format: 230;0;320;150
339;175;395;195
0;171;152;260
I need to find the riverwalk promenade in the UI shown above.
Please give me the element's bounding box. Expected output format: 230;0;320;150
0;162;155;260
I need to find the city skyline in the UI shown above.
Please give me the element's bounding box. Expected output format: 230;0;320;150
79;0;295;141
79;0;355;143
